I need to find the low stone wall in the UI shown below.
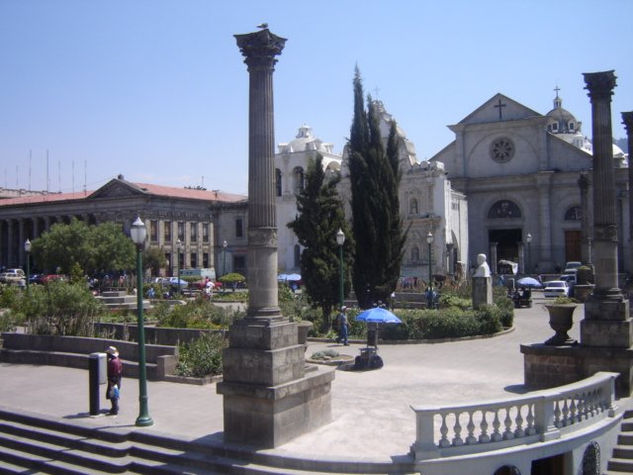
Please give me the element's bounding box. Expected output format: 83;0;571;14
93;322;225;346
0;333;177;381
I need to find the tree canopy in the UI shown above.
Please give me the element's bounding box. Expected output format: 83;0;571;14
288;154;353;330
347;67;408;308
31;218;136;275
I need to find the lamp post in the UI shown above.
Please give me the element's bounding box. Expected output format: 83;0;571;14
176;238;182;296
222;240;228;276
426;231;434;308
526;233;532;275
24;239;31;291
336;229;345;311
130;217;153;427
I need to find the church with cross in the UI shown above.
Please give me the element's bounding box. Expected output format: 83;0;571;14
430;89;629;274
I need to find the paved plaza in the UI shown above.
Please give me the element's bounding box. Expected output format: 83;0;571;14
0;294;583;464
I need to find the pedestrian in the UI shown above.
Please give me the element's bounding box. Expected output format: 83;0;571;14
105;346;122;416
338;306;349;346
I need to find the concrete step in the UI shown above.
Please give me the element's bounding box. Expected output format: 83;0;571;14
609;457;633;473
613;445;633;460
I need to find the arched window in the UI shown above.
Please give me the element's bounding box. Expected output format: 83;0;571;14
488;200;521;218
275;168;282;197
294;167;304;193
565;206;582;221
294;244;301;268
409;198;418;215
411;246;420;262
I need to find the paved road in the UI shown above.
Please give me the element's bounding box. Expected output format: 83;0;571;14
0;295;581;461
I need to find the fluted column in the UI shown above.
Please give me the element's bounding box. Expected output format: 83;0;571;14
583;70;621;298
623;111;633;273
578;172;592;264
235;28;286;318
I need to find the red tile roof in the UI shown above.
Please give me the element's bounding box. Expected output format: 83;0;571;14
0;181;247;207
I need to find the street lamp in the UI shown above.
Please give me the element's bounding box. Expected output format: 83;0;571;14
130;216;153;427
176;238;182;296
526;233;532;275
222;240;228;276
336;229;345;312
426;231;434;308
24;239;31;291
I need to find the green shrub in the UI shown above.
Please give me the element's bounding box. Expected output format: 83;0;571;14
438;293;471;310
0;285;20;309
13;281;104;336
493;295;514;328
176;332;225;377
218;273;246;284
156;297;242;329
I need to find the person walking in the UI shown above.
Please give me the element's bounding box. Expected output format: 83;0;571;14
105;346;122;415
338;306;349;346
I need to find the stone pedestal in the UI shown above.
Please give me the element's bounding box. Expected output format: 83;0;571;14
472;276;492;309
217;318;334;446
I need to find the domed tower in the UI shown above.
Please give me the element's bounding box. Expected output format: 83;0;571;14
545;87;593;153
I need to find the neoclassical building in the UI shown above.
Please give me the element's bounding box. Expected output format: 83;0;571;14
0;176;248;276
430;90;629;273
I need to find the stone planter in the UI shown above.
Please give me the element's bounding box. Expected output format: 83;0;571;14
296;321;313;352
544;304;578;346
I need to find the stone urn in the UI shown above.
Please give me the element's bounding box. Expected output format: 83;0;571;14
296;321;313;352
544;304;578;346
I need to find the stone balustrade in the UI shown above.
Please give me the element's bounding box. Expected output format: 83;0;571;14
410;371;617;461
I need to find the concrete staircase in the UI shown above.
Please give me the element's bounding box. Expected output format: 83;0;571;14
608;409;633;473
0;407;415;474
96;290;152;311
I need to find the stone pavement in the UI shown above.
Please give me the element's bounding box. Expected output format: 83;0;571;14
0;295;583;464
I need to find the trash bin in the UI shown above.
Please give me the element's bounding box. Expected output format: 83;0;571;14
89;352;107;415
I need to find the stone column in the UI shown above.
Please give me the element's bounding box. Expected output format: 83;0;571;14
536;171;554;268
623;112;633;273
217;28;334;448
578;172;592;264
489;242;498;275
579;71;632;396
583;71;621;297
518;242;525;274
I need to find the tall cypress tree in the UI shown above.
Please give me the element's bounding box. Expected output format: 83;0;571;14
288;154;353;331
348;68;408;308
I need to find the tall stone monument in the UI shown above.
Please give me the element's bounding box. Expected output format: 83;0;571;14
472;253;492;309
623;111;633;273
522;70;633;397
216;27;334;448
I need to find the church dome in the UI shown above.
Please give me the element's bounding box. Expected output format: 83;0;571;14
278;125;334;154
546;90;581;135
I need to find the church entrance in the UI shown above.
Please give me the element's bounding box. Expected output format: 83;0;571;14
564;230;581;263
489;229;522;262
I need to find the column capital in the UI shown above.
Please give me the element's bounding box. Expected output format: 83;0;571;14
235;28;286;72
583;70;617;102
622;111;633;134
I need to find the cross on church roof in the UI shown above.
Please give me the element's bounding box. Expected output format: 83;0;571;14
494;98;506;120
554;85;561;97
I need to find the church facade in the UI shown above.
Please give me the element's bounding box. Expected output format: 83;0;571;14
276;109;469;284
430;91;629;274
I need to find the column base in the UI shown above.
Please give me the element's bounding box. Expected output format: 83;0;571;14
218;365;335;447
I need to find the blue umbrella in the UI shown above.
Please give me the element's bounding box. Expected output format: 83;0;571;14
277;274;289;281
517;277;542;288
355;307;402;324
286;273;302;281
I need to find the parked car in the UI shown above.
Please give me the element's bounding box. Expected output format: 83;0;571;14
563;261;582;274
543;280;570;298
0;268;26;284
154;277;188;289
40;274;66;283
559;274;577;285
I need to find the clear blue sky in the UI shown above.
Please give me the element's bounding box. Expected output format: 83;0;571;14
1;0;632;195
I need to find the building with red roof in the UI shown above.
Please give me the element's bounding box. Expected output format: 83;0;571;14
0;175;247;276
